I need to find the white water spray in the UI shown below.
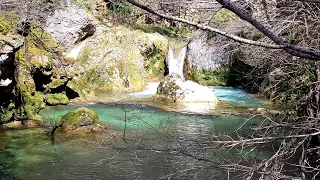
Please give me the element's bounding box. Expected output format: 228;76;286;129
166;46;187;81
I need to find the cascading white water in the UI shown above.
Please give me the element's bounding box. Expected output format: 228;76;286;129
166;46;187;81
65;39;88;60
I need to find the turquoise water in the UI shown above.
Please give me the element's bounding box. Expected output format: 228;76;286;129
0;88;270;179
213;86;263;106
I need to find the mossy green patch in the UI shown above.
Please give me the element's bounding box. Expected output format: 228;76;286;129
0;103;15;123
45;93;69;106
57;108;98;129
188;66;231;86
12;25;68;121
28;26;59;52
0;12;18;35
76;26;168;93
44;79;67;90
211;8;238;25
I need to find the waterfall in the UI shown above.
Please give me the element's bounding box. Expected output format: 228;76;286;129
66;39;88;60
166;46;187;81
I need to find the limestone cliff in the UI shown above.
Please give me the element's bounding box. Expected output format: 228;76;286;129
0;0;169;123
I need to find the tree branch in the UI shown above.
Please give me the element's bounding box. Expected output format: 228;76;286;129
127;0;320;60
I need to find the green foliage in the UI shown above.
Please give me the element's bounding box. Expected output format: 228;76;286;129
211;8;238;25
264;61;316;120
0;103;15;123
106;0;131;15
142;42;168;78
188;66;231;86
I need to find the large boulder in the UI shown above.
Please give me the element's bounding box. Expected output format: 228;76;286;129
155;74;217;102
56;108;105;133
45;0;96;50
187;32;232;70
186;31;233;86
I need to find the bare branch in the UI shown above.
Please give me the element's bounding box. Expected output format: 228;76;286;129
127;0;320;60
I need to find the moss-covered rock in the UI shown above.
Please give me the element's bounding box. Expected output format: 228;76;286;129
211;8;238;25
143;33;169;78
57;108;99;130
45;93;69;105
73;25;168;95
0;103;15;123
0;12;19;35
187;66;231;86
11;26;73;121
155;74;182;102
155;74;218;102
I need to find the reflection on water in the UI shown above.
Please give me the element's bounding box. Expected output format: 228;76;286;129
95;85;267;115
0;87;271;179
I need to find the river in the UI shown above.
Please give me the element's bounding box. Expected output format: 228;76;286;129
0;86;271;179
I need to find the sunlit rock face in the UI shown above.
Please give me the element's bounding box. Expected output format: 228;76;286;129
155;47;217;102
187;32;231;71
45;0;96;51
67;25;169;96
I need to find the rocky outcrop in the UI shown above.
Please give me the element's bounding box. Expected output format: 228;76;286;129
45;0;96;50
0;34;24;123
56;107;107;133
155;74;217;102
45;93;69;106
0;18;79;123
68;25;168;96
186;31;232;86
0;0;170;123
187;32;232;70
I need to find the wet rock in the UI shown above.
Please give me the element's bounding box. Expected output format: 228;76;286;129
57;108;102;132
12;26;77;121
2;120;39;128
0;34;24;122
155;74;217;102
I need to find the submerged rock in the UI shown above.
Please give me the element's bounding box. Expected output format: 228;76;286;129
2;120;39;129
56;108;107;133
155;74;217;102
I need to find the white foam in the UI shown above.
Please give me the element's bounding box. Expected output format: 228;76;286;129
130;82;160;98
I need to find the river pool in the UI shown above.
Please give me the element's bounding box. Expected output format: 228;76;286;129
0;87;271;179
